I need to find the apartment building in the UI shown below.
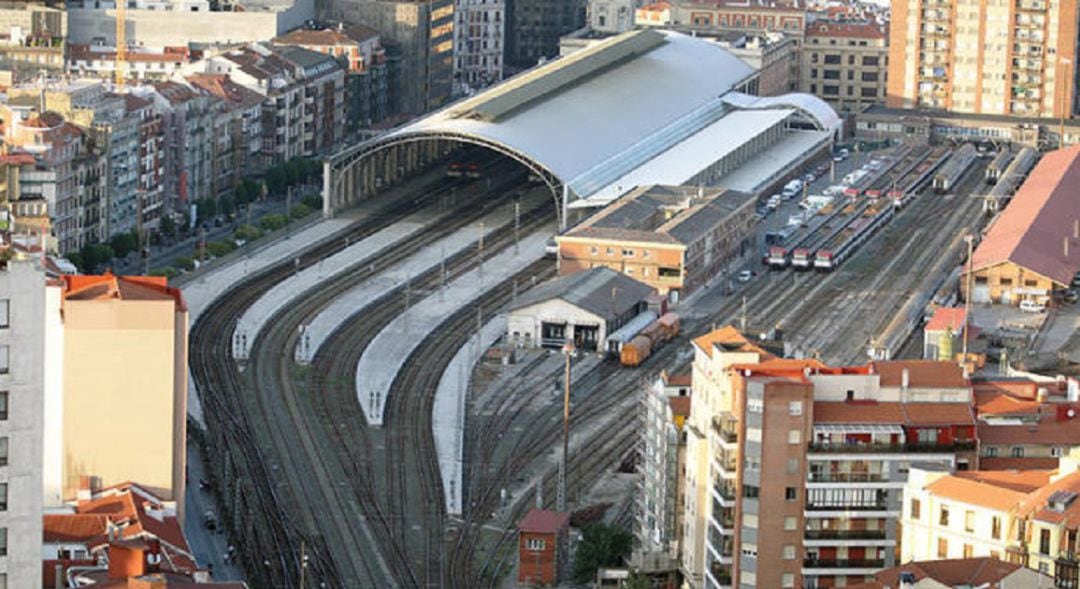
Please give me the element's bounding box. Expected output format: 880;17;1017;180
141;81;215;208
556;185;756;299
0;256;64;588
801;21;888;114
506;0;585;68
0;0;66;80
887;0;1079;117
637;370;692;567
902;455;1080;588
681;325;975;589
974;378;1080;470
59;274;188;517
667;0;808;44
125;94;167;231
272;46;346;155
67;44;196;83
187;74;264;201
454;0;505;93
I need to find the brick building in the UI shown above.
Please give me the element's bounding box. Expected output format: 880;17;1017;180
801;21;888;114
667;0;808;44
518;508;569;586
556;185;756;299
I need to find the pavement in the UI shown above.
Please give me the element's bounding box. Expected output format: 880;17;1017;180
1031;303;1080;364
232;213;431;359
295;190;549;364
433;315;506;515
354;228;553;426
183;445;245;582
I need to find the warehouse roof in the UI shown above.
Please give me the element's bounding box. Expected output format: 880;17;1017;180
970;145;1080;286
561;185;754;246
509;267;655;319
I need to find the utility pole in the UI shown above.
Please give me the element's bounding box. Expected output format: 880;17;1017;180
513;200;520;254
740;295;748;333
477;221;485;284
962;233;975;365
298;541;308;588
558;342;574;513
1060;58;1073;149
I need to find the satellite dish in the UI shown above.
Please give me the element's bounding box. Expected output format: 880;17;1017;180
744;369;752;377
1068;409;1076;419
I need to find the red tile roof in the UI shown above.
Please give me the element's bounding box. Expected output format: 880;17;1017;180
806;21;887;40
926;475;1034;511
925;307;967;333
813;401;974;426
980;456;1061;470
872;360;969;389
854;558;1029;589
186;74;264;110
519;508;569;534
970;145;1080;286
669;396;691;417
43;513;110;542
692;326;775;360
61;273;186;310
978;409;1080;445
974;380;1040;415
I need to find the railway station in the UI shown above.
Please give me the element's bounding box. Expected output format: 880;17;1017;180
324;28;842;228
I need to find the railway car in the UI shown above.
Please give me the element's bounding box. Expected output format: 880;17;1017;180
813;205;895;270
766;245;789;269
605;310;657;355
620;334;653;367
932;144;977;193
985;149;1013;184
544;238;559;259
447;163;465;177
791;247;814;270
984;147;1037;211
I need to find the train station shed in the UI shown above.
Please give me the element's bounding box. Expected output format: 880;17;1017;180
325;29;842;223
507;267;654;352
963;145;1080;305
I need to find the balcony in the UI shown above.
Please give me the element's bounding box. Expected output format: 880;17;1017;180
805;503;889;512
712;415;738;445
803;558;885;569
804;529;887;540
807;441;975;454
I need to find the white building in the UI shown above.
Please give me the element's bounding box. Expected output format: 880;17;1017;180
588;0;635;33
507;267;654;353
0;256;64;587
636;371;690;566
454;0;505;94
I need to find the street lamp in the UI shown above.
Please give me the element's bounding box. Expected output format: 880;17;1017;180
558;341;574;514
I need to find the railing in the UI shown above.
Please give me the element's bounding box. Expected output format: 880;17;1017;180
808;472;887;483
808;440;975;454
804;529;887;540
713;416;738;444
803;558;885;569
805;503;889;511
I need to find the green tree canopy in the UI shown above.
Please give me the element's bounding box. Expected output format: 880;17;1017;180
573;523;634;583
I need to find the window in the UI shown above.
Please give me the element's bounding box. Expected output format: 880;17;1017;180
782;545;796;560
743;485;759;498
965;510;975;532
747;399;763;413
0;483;6;511
963;543;973;558
526;538;545;551
787;458;799;474
911;498;921;519
789;401;803;416
862;71;879;82
782;573;795;588
937;537;948;558
824;54;841;65
848;54;856;65
847;70;855;80
823;69;841;80
0;299;8;328
1011;446;1025;458
992;516;1002;540
741;543;758;558
863;56;880;66
622;248;634;257
1052;447;1065;457
1041;528;1052;555
0;528;6;556
0;345;7;375
987;446;999;457
861;87;879;98
785;487;798;501
823;85;840;96
784;516;797;531
788;429;801;445
1000;278;1013;286
940;505;950;527
1025;279;1038;287
0;391;7;421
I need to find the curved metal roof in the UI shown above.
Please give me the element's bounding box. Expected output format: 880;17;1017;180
720;92;844;132
387;29;758;198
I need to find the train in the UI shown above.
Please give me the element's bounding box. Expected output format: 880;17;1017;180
984;147;1037;212
813;204;895;271
620;312;680;367
932;144;977;193
985;149;1014;184
446;162;482;178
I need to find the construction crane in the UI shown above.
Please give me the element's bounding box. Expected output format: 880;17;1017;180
115;0;126;90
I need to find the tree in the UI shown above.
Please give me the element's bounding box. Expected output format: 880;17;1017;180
207;240;235;258
174;256;195;272
80;243;116;273
220;193;236;216
258;213;288;232
285;158;303;186
196;198;218;223
159;215;177;239
265;166;287;195
234;224;263;242
288;203;312;220
110;231;139;259
572;523;634;583
302;194;323;210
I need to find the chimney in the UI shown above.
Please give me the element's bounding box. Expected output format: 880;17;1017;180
901;367;910;391
1067;236;1071;259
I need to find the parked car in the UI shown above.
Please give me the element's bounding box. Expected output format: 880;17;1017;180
737;270;754;283
1020;299;1047;313
1064;289;1078;304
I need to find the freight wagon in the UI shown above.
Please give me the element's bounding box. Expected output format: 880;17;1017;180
620;313;680;367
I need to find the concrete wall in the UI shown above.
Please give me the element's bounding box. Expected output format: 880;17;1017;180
61;297;184;503
0;259;48;588
67;0;313;46
507;299;605;348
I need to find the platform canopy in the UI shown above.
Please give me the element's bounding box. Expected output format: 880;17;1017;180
335;28;840;209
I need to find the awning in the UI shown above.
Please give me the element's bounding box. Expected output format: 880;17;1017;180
813;424;904;435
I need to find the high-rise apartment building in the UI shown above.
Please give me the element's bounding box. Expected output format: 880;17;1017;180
0;256;64;588
801;21;889;114
681;326;976;589
58;274;188;517
454;0;505;93
887;0;1079;117
637;370;692;563
505;0;585;68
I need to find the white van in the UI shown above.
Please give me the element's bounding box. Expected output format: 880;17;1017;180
1020;299;1047;313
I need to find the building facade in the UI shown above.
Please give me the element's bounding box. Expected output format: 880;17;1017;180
637;371;691;565
887;0;1079;117
454;0;505;93
0;257;63;588
801;21;889;114
667;1;808;44
517;508;570;585
59;274;188;517
506;0;585;68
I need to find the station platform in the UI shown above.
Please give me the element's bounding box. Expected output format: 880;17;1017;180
354;228;553;426
231;213;432;360
433;315;506;515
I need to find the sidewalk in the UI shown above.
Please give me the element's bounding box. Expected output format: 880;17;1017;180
183;444;245;582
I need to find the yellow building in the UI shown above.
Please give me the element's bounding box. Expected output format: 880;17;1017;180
902;454;1080;587
59;273;188;517
800;21;889;114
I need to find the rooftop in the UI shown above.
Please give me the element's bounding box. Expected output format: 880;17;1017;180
872;360;969;389
850;557;1044;589
519;508;569;534
61;273;186;310
509;267;655;319
813;401;975;427
805;20;887;40
924;307;966;333
691;325;777;360
562;184;754;246
969;144;1080;286
186;74;264;110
